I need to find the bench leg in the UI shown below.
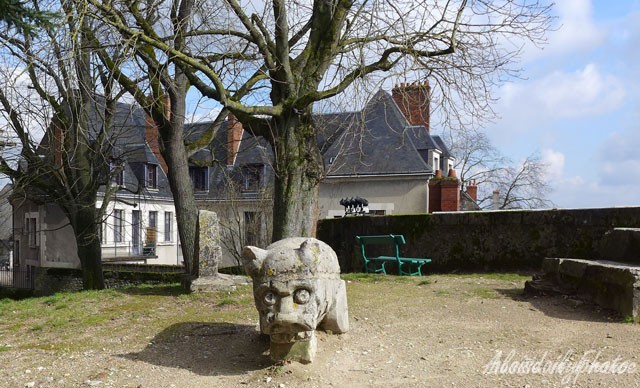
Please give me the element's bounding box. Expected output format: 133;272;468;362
365;261;387;275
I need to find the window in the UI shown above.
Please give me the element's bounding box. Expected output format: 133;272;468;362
132;210;141;253
241;164;263;192
189;166;208;192
164;212;173;241
113;209;124;243
110;161;125;186
149;211;157;230
434;156;440;171
146;164;158;189
25;217;37;247
147;211;158;244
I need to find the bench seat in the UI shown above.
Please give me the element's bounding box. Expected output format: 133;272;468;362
356;235;432;276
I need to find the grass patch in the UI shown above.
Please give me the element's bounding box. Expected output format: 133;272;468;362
622;316;638;324
443;273;531;282
0;274;532;355
341;273;427;284
472;288;500;299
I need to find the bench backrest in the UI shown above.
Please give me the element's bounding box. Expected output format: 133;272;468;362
356;234;406;246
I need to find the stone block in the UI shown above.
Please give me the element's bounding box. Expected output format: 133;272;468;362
199;210;221;277
597;228;640;264
532;258;640;320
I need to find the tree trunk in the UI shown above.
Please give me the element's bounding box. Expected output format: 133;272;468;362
160;119;200;279
72;204;105;290
271;112;324;241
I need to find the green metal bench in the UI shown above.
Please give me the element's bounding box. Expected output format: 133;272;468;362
356;234;432;276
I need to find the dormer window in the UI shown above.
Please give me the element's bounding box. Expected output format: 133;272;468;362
146;164;158;189
434;156;440;171
189;166;209;192
241;164;263;192
110;160;125;186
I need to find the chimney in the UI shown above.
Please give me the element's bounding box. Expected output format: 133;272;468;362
227;113;244;166
392;81;431;132
440;169;460;211
492;190;501;210
428;168;460;213
466;179;478;202
145;95;169;173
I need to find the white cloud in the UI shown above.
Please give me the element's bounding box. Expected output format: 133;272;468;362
551;0;606;50
500;64;625;123
598;124;640;186
523;0;606;62
541;149;565;181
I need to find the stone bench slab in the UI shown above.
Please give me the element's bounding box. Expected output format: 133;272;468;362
597;228;640;264
530;258;640;320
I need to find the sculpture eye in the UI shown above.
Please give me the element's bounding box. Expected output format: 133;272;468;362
264;292;276;305
294;289;310;304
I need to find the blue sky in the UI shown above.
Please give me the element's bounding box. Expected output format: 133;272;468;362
481;0;640;208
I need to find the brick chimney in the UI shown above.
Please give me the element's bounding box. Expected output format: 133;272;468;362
227;113;244;166
145;95;169;173
392;81;431;132
428;168;460;212
466;179;478;202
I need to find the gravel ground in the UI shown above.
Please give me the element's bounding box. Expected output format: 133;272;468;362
1;274;639;388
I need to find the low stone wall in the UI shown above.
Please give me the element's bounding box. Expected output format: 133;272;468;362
31;267;184;295
316;207;640;273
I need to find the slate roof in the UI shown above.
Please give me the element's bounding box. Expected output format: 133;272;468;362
195;89;454;199
35;98;172;199
321;90;446;178
30;89;453;202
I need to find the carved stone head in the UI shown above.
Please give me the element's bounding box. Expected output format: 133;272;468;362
242;237;349;363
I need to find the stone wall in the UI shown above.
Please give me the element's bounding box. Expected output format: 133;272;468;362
30;267;184;295
316;207;640;274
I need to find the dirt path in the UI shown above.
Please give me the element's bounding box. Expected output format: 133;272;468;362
1;274;639;387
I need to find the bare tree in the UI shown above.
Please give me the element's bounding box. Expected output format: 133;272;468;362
81;0;240;282
88;0;554;240
486;153;553;210
215;171;273;267
445;126;552;209
0;1;130;289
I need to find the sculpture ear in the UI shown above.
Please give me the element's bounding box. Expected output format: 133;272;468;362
241;246;267;278
297;239;318;269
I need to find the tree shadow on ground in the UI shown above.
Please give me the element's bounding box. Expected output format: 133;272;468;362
495;288;622;323
120;322;271;376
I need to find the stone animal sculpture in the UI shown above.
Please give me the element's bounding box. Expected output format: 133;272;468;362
242;237;349;363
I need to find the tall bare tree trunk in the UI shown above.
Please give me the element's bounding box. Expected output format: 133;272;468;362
160;121;199;278
271;112;323;241
70;201;105;290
